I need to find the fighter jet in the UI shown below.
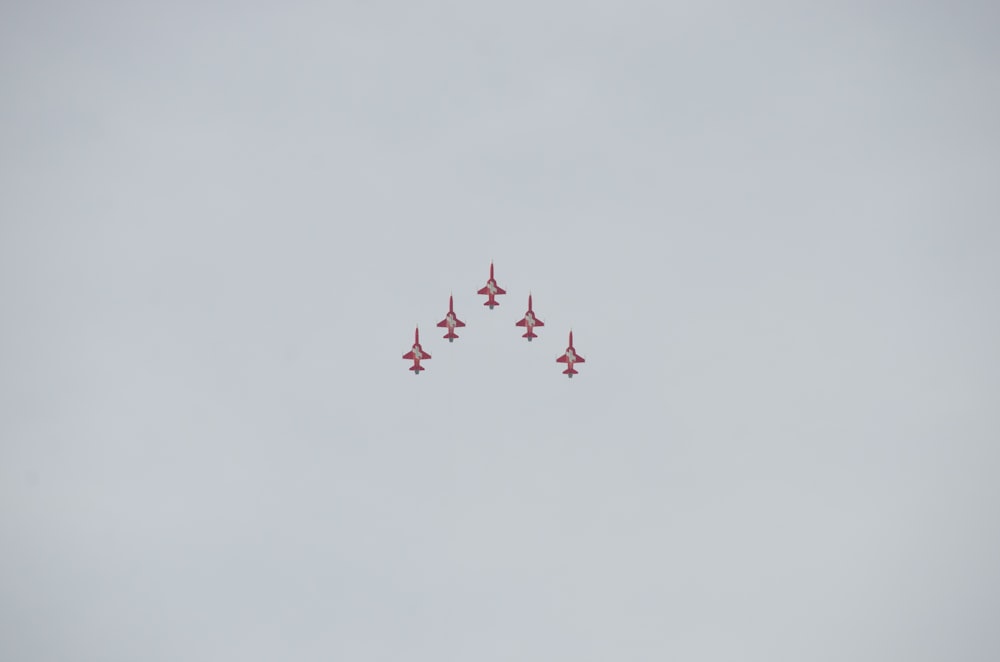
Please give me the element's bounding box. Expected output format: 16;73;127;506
402;326;431;374
436;294;466;342
515;293;544;341
477;262;506;309
556;330;585;378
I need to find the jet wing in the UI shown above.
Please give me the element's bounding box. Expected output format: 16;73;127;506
556;351;583;363
403;350;415;360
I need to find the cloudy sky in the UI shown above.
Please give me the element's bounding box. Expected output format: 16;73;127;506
2;2;998;660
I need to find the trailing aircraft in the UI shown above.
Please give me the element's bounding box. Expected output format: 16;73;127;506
556;330;585;377
477;262;506;309
515;293;544;341
402;326;431;374
436;294;466;342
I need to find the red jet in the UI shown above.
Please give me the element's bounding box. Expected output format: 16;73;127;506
402;326;431;374
436;294;466;342
477;262;506;309
556;330;585;378
515;293;544;341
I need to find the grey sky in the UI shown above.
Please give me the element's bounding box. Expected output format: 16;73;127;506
2;2;999;660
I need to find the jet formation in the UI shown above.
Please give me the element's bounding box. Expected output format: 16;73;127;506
402;261;585;377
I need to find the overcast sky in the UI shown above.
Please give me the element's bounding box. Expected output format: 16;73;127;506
2;2;999;661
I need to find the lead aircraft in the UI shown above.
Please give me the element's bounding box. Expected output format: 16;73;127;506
402;326;431;373
556;330;585;377
515;293;544;341
436;294;466;342
477;262;506;309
